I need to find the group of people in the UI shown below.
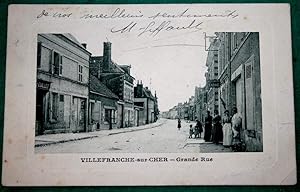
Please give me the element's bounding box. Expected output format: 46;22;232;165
177;107;242;149
188;119;203;139
203;107;242;148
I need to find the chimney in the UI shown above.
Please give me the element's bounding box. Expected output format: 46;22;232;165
81;43;87;49
103;42;112;72
136;81;143;97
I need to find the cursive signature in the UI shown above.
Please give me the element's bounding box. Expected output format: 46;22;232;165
111;20;203;37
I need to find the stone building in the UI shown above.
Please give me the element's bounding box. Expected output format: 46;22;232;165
229;32;262;152
36;34;91;135
162;106;178;119
90;42;135;128
89;75;119;130
205;39;220;114
194;86;207;123
208;32;262;151
188;96;195;121
134;81;157;125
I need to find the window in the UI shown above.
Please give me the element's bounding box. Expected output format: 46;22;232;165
52;93;59;120
78;65;83;82
60;95;64;102
112;110;116;123
104;109;116;124
53;52;62;75
59;57;63;75
231;33;238;55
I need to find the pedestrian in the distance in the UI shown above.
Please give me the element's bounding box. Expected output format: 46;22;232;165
204;111;212;142
222;110;232;147
177;118;181;130
212;110;223;144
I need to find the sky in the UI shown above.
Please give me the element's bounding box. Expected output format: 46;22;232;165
72;24;210;112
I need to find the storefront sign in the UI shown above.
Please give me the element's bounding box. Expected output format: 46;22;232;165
208;80;220;88
37;80;50;90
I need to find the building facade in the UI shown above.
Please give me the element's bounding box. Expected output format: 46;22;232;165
229;32;262;151
90;42;135;128
89;75;120;130
36;34;91;135
134;81;157;125
194;86;207;123
206;39;220;114
208;32;262;151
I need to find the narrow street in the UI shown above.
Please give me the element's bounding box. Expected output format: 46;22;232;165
35;119;232;153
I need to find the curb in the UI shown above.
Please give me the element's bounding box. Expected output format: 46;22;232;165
108;122;165;136
35;120;167;147
35;135;98;147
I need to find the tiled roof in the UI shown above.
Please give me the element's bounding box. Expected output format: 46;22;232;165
143;88;155;100
90;56;135;80
91;56;124;74
90;75;119;100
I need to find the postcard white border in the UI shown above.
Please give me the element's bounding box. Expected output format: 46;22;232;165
2;4;296;186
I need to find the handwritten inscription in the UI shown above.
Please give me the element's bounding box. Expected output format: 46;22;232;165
36;8;239;37
37;9;72;19
36;8;238;20
80;8;144;19
111;20;203;37
148;9;238;19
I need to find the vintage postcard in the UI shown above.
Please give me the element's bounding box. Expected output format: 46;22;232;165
2;4;296;185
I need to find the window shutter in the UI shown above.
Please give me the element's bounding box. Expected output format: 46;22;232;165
37;42;42;68
246;65;252;79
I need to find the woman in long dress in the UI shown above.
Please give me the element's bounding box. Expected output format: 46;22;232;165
212;110;223;144
222;110;232;147
204;111;212;142
231;107;242;146
177;118;181;130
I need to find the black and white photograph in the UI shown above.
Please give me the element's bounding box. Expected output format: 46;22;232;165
2;4;296;186
35;32;262;153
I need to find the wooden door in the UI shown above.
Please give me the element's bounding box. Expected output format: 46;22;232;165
245;61;254;130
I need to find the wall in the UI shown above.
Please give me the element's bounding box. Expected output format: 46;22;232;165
230;32;262;151
37;34;90;134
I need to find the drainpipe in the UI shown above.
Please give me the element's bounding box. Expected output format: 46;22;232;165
146;98;149;124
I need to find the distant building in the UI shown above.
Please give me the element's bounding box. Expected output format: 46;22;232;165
188;96;195;121
162;106;178;119
134;81;158;125
36;34;91;135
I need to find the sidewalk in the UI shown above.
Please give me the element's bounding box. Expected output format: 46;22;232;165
184;137;233;153
35;119;167;147
199;142;233;153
